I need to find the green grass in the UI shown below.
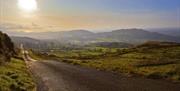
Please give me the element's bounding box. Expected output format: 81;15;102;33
30;47;119;60
28;51;44;61
0;58;36;91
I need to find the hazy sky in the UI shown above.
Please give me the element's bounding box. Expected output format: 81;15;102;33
0;0;180;32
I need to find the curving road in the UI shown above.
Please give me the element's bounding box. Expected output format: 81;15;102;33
27;60;180;91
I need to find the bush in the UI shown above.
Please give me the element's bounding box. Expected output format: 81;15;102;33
0;31;15;64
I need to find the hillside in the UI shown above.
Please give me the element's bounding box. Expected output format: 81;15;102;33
11;29;180;49
0;31;15;64
11;36;43;49
53;29;180;43
148;28;180;37
11;36;133;50
96;29;179;43
0;32;36;91
11;36;72;50
41;41;180;81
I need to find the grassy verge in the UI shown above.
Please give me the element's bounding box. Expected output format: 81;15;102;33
0;58;36;91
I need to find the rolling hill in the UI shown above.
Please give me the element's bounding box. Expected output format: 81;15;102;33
10;36;47;50
43;29;179;44
96;29;179;43
147;28;180;37
10;29;180;49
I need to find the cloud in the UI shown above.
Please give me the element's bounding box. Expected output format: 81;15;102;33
0;22;64;33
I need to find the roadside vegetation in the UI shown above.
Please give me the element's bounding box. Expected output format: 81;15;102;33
0;31;36;91
30;41;180;82
0;58;36;91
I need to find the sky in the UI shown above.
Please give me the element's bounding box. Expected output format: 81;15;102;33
0;0;180;32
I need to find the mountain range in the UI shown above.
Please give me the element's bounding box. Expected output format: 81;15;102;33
10;29;180;46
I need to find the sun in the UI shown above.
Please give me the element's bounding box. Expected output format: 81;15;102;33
18;0;37;12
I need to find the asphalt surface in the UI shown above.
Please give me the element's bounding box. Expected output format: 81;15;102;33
27;60;180;91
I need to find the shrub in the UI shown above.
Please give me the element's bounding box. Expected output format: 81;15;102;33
0;31;15;64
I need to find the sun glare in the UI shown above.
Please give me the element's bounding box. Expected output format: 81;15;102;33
18;0;37;12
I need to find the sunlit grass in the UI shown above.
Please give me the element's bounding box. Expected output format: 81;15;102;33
0;58;36;91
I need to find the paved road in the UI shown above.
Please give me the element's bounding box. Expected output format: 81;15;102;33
27;60;180;91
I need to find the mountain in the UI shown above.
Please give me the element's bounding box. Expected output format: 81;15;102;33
11;36;41;44
11;36;74;50
96;29;179;43
9;29;180;46
57;30;95;43
147;28;180;37
46;29;179;44
11;36;48;49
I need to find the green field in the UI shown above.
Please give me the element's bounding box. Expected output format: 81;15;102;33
0;58;36;91
30;47;118;60
31;42;180;82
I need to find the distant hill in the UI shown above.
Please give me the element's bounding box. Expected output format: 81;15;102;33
57;30;95;43
147;28;180;37
11;36;50;49
11;36;74;50
49;29;179;44
96;29;179;43
10;29;180;47
11;36;41;44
